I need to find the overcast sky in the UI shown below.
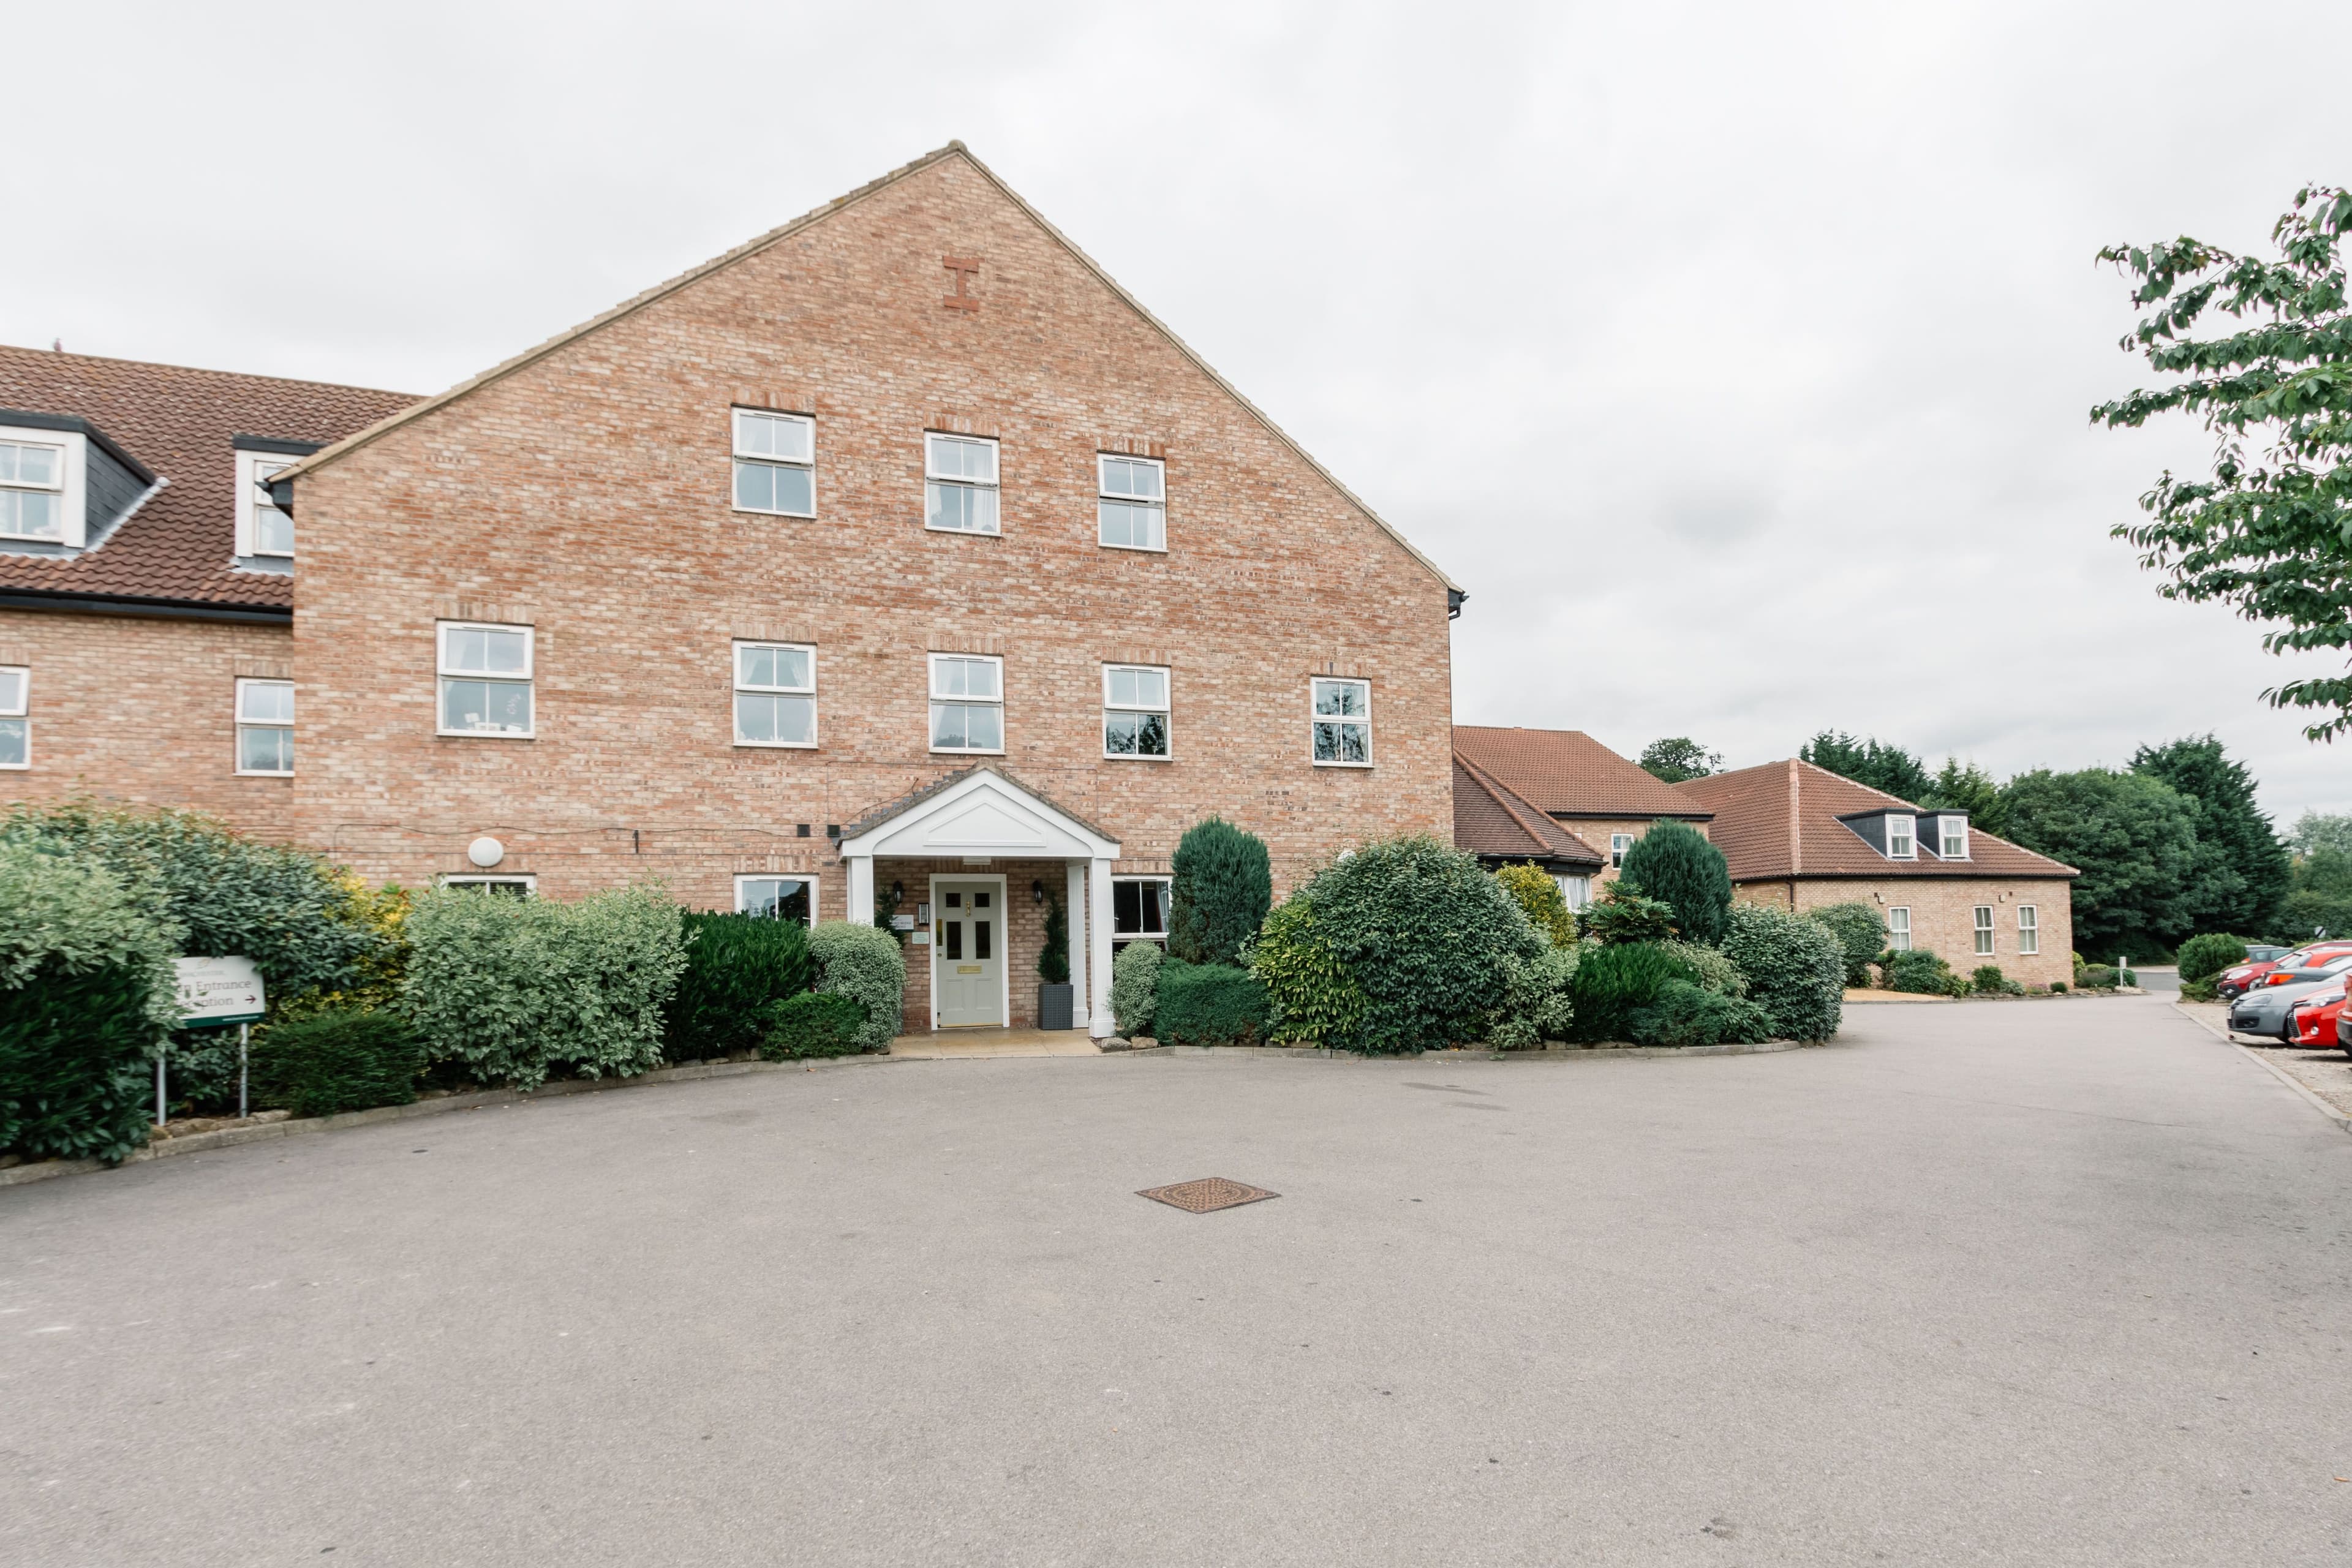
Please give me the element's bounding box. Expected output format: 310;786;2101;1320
11;2;2348;825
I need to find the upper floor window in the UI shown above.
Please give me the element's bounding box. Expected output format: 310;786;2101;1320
734;641;816;747
1939;815;1969;859
0;665;26;768
437;622;533;737
736;875;815;923
1886;814;1916;859
1610;832;1634;868
733;410;815;517
925;434;999;534
0;439;65;541
1098;454;1165;551
929;653;1003;753
1311;678;1371;766
234;450;295;557
235;679;294;775
1102;664;1170;758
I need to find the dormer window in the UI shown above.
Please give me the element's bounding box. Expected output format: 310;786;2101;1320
1937;815;1969;860
1886;814;1915;859
232;437;322;561
0;438;66;541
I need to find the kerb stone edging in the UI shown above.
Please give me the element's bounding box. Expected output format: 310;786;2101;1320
0;1052;908;1191
2171;1001;2352;1136
1128;1039;1824;1061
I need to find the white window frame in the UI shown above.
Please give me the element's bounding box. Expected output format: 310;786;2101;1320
1102;663;1171;760
1939;815;1970;861
924;433;1001;536
0;424;85;548
1610;832;1634;868
233;677;295;777
435;620;536;739
1310;677;1372;767
734;873;819;924
1887;907;1912;951
234;449;296;557
928;652;1005;755
731;410;816;519
1096;453;1167;552
0;664;26;769
439;874;537;895
1112;875;1173;944
731;641;818;749
1973;905;1996;956
2017;904;2039;956
1556;873;1593;911
1886;814;1917;860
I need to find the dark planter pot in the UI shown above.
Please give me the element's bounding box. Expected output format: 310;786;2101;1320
1037;982;1075;1031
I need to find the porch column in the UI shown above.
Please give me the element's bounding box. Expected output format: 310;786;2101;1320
1087;854;1115;1038
1066;861;1090;1030
846;854;875;926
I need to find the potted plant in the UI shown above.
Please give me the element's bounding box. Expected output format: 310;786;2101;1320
1038;890;1074;1030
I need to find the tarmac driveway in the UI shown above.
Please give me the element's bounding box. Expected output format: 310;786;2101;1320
4;997;2348;1566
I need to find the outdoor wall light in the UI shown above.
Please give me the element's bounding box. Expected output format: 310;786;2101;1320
890;881;903;904
467;835;505;869
1032;878;1045;905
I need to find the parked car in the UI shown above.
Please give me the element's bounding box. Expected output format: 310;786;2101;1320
2218;941;2352;1000
2227;953;2352;1041
2246;944;2291;963
2289;980;2347;1049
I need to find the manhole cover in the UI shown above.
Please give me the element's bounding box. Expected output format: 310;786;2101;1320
1137;1177;1279;1213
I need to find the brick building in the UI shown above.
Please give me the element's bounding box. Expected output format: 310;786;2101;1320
1673;760;2077;988
1449;726;1713;906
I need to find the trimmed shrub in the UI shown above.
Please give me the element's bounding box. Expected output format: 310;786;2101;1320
2075;963;2120;989
1628;980;1774;1047
760;992;867;1059
2176;933;2250;986
1169;818;1273;966
666;912;815;1063
1618;822;1733;945
1971;964;2025;996
1153;958;1270;1046
1491;941;1578;1046
1248;895;1366;1046
401;883;688;1090
1038;894;1071;984
1807;901;1889;987
1570;941;1700;1044
1884;948;1966;996
1721;903;1845;1041
807;921;906;1051
1578;881;1679;945
249;1009;421;1118
1109;940;1164;1038
1658;940;1747;997
0;843;177;1164
1491;863;1577;947
1294;835;1540;1054
2178;978;2218;1001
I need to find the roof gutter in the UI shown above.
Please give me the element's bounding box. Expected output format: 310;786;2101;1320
0;589;291;625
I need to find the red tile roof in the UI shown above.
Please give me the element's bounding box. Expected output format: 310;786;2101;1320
1453;755;1606;867
0;345;415;609
1672;760;2077;881
1451;726;1714;821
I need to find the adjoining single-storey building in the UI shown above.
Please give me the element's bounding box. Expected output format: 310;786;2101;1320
1450;726;1713;902
1452;749;1605;902
1672;760;2078;988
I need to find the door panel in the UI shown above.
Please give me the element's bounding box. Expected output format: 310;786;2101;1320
934;881;1003;1027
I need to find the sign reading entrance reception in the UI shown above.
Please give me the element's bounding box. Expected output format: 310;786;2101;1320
173;956;267;1027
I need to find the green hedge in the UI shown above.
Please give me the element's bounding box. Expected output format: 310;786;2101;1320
760;992;867;1059
1884;949;1967;997
1169;818;1273;967
807;921;905;1051
1628;980;1773;1047
2175;933;2250;986
1109;940;1164;1038
1578;881;1679;945
1490;941;1577;1047
1570;942;1698;1043
1657;940;1747;997
1722;903;1845;1041
667;912;815;1063
1971;964;2024;996
1618;822;1733;945
401;883;688;1090
251;1009;421;1118
1248;895;1365;1045
1807;902;1888;987
1153;958;1270;1045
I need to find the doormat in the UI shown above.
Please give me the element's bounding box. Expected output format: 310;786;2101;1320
1137;1177;1279;1213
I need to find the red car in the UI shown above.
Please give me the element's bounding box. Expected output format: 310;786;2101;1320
2289;979;2348;1050
2219;941;2352;1000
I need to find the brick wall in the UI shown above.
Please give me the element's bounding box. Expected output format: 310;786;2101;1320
290;153;1456;933
1735;876;2076;989
0;609;296;839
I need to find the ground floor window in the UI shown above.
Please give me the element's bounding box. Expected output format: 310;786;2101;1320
235;677;294;775
441;875;536;895
1555;874;1591;910
0;664;26;768
1973;905;1996;955
1887;907;1911;950
1114;876;1170;953
736;875;815;922
2016;904;2038;955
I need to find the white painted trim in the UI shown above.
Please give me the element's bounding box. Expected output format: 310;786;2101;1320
233;448;296;558
2016;903;2040;956
1308;676;1373;767
927;652;1006;755
927;872;1009;1030
731;639;818;748
439;873;538;894
730;408;818;518
1065;861;1090;1030
1937;814;1970;861
1101;663;1171;760
1096;453;1166;551
835;764;1120;862
0;424;85;548
1887;906;1912;949
732;872;818;922
1972;904;1996;956
0;663;25;769
1885;813;1917;860
232;677;295;777
1109;873;1172;941
846;857;875;926
1088;856;1115;1038
435;620;536;739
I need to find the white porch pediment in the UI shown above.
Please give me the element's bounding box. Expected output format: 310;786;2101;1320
838;765;1120;862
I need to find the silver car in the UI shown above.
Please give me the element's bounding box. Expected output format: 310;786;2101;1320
2227;952;2352;1041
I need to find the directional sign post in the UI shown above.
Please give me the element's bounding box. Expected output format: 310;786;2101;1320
172;957;267;1123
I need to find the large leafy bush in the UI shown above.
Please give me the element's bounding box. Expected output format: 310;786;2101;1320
2174;933;2250;986
1883;949;1966;997
1578;881;1679;945
1491;863;1577;946
0;843;178;1164
1721;903;1845;1041
1807;902;1890;987
666;912;815;1062
1296;835;1540;1054
1168;818;1273;966
807;920;904;1051
1627;981;1773;1047
1657;940;1747;997
402;883;687;1090
250;1009;421;1118
1109;940;1163;1038
1569;942;1699;1044
761;992;867;1059
1248;895;1365;1046
1152;957;1270;1045
1489;941;1578;1047
1617;822;1733;945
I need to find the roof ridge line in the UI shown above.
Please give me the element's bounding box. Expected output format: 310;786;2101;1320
0;342;412;399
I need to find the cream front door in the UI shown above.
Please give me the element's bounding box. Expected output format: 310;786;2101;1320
933;881;1004;1027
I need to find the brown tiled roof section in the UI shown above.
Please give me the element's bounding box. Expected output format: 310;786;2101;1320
1453;756;1606;867
0;345;415;608
1450;726;1714;820
1672;760;2078;881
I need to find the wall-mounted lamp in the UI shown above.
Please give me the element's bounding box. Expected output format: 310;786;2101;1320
889;881;903;905
1031;878;1046;905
